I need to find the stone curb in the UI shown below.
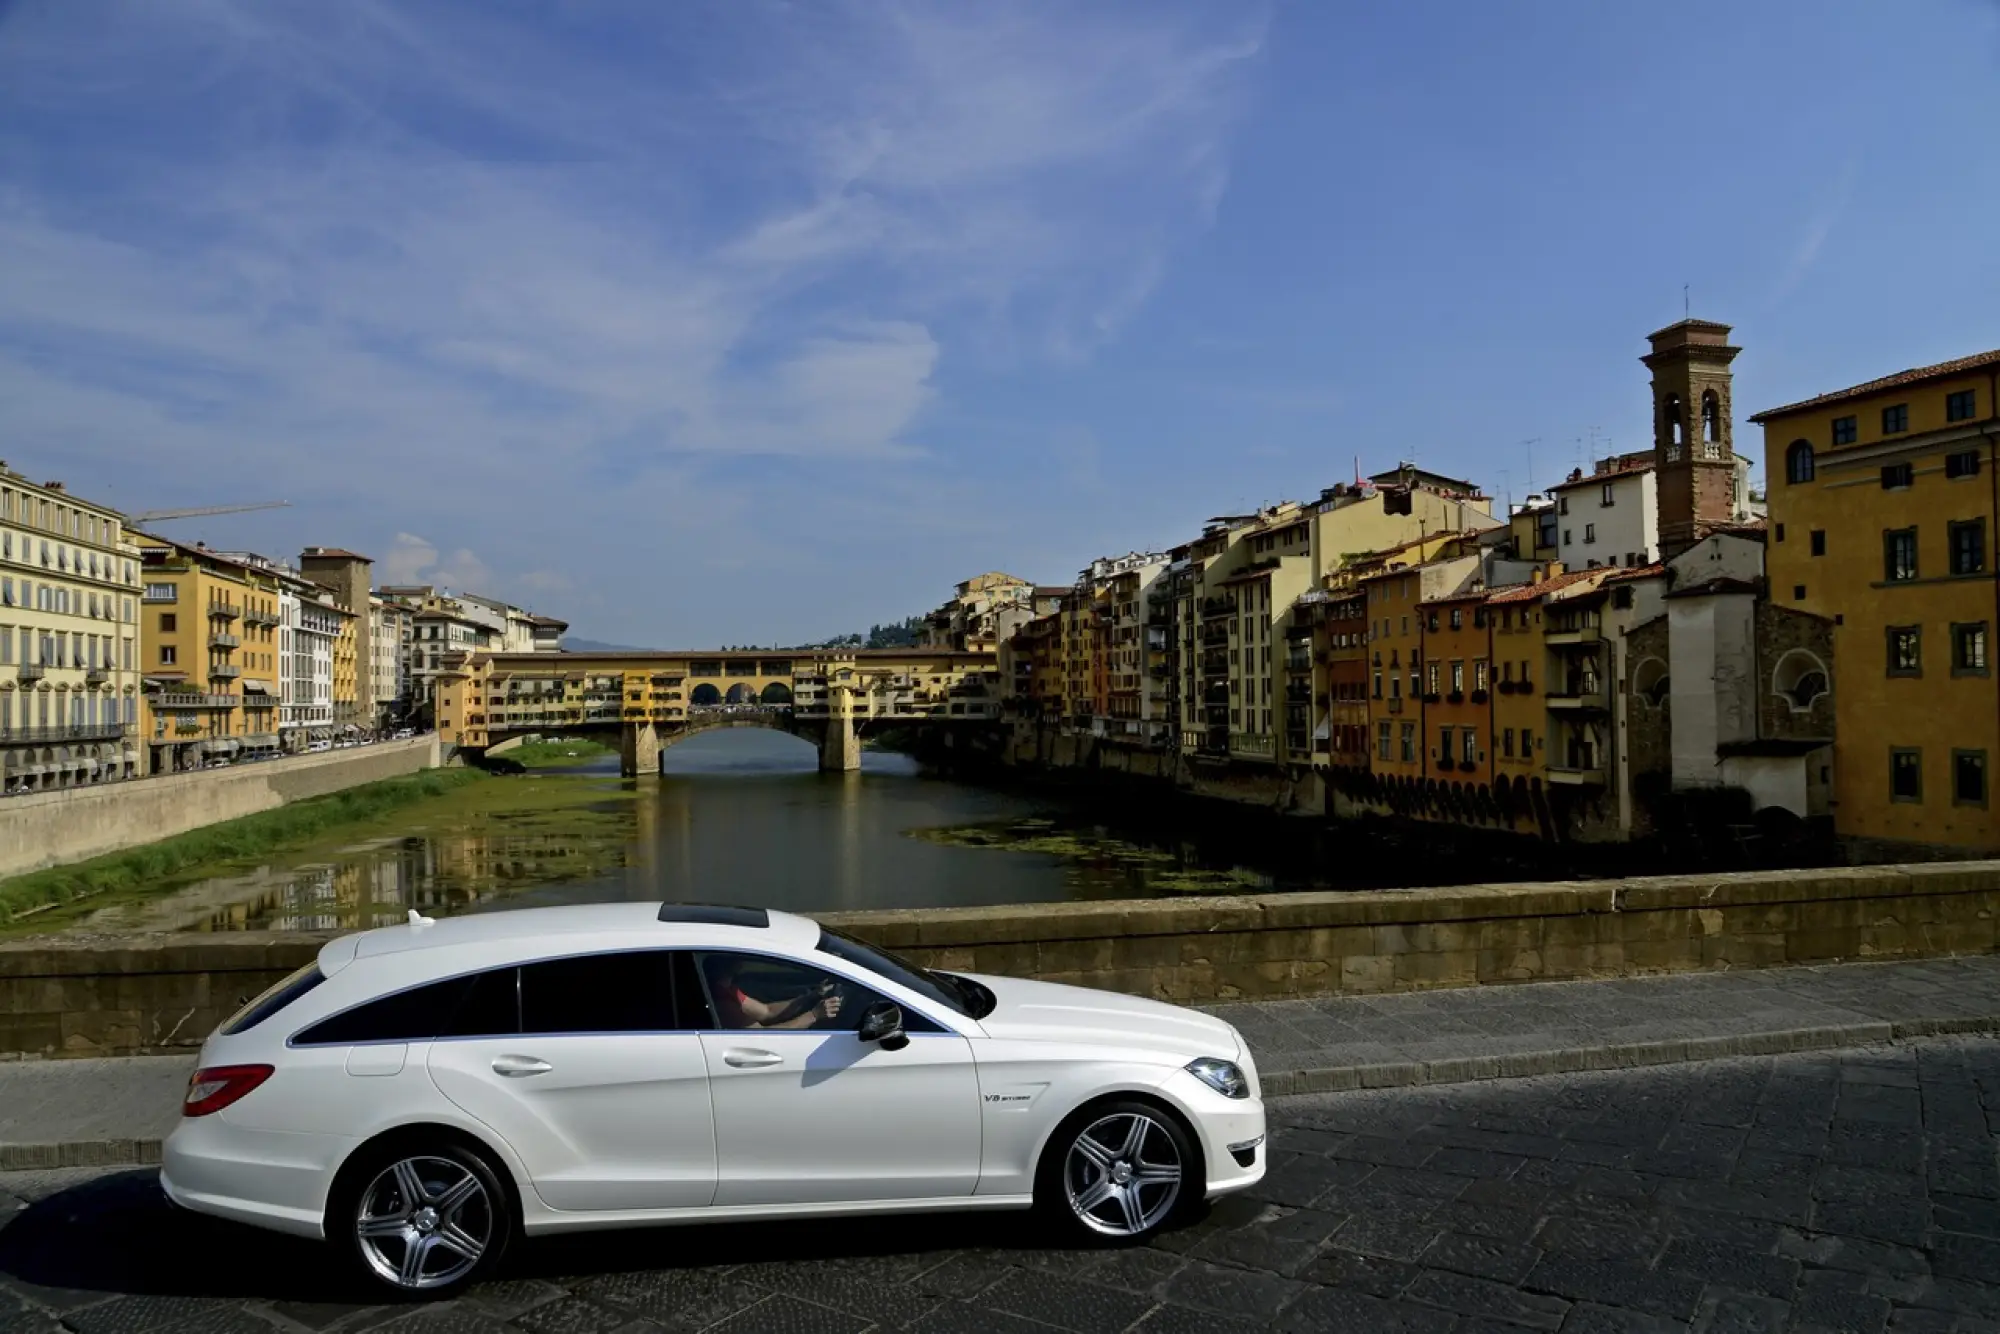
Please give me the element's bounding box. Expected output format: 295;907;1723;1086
7;1015;2000;1172
1257;1014;2000;1098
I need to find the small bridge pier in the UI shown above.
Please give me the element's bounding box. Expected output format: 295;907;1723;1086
617;690;862;777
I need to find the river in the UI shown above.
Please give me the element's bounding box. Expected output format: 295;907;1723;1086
67;730;1332;936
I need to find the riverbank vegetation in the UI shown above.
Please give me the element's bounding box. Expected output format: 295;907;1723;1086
502;737;616;769
0;769;497;929
906;818;1271;895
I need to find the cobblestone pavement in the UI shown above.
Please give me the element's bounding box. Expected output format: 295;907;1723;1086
3;1038;1998;1333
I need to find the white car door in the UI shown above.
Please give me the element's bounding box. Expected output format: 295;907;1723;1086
425;950;718;1212
693;950;981;1208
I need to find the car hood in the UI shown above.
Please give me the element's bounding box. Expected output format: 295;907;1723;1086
959;973;1241;1062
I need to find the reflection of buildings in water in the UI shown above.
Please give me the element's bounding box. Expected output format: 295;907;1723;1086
835;768;864;908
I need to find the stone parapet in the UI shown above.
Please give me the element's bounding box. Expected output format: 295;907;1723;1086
2;860;1995;1058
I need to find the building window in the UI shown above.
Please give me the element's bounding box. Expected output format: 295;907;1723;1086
1521;726;1534;754
1600;483;1615;506
1954;751;1988;807
1832;416;1857;446
1584;523;1596;543
1399;723;1416;763
1377;721;1392;761
1945;449;1981;480
1437;727;1452;762
1881;462;1914;489
1810;530;1826;557
1502;728;1514;758
1785;441;1815;484
159;613;176;633
1701;390;1721;447
1461;729;1476;764
1563;529;1572;546
1887;626;1921;677
1891;749;1922;803
1450;661;1464;693
1559;496;1569;515
160;645;176;665
1953;623;1988;676
1947;390;1978;422
1882;403;1909;434
1884;528;1918;582
1950;519;1986;576
1793;585;1806;601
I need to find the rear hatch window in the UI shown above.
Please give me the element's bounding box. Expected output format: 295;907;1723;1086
220;963;327;1036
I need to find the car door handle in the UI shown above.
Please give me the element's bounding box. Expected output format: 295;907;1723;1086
722;1048;783;1069
491;1055;552;1077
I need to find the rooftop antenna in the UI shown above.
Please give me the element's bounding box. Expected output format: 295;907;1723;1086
1519;438;1542;498
1684;283;1690;319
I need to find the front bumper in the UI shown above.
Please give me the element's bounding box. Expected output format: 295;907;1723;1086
1158;1068;1266;1199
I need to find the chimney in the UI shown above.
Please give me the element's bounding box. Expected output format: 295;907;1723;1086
44;481;64;493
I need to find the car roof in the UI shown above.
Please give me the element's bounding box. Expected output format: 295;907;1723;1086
316;901;823;975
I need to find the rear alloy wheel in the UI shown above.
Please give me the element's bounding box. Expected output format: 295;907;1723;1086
1041;1100;1194;1243
340;1144;511;1297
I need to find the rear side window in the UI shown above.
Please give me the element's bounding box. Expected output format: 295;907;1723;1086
221;963;326;1036
520;952;676;1034
294;974;484;1046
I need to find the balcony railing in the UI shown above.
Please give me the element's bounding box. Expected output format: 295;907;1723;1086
1230;733;1275;759
1200;596;1237;619
0;723;135;744
210;663;243;679
208;601;241;621
1545;686;1608;711
153;692;240;709
1546;762;1607;786
85;666;110;685
210;632;241;649
1546;624;1601;646
16;662;45;681
244;608;280;627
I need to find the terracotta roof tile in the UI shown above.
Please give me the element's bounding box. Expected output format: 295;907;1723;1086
1749;349;2000;422
1603;562;1667;583
1483;568;1604;604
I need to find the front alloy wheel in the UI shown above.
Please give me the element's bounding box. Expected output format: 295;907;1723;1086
1057;1106;1187;1240
347;1149;506;1295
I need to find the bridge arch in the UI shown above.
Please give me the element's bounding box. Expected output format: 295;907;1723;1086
691;683;722;706
724;683;760;704
760;682;793;704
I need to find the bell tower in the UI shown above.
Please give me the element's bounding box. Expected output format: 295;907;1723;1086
1643;319;1741;560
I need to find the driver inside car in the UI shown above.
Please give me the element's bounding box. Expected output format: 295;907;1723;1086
705;955;845;1031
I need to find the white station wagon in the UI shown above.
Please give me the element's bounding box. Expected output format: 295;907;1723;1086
162;903;1267;1296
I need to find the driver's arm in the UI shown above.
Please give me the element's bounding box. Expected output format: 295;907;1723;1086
735;991;830;1031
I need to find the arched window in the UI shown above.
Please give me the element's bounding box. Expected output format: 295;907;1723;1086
1662;395;1684;461
1785;440;1816;484
1772;649;1831;712
1632;657;1669;709
1701;391;1722;457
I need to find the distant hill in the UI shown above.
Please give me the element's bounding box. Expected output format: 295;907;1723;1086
562;637;652;653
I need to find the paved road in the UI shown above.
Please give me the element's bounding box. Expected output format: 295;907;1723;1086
3;1038;1998;1333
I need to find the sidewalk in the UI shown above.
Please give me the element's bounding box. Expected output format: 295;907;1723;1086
4;953;2000;1171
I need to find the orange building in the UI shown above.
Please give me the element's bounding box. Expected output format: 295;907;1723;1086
1419;588;1493;786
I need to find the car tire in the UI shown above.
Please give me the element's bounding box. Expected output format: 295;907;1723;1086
1035;1098;1199;1246
331;1138;514;1300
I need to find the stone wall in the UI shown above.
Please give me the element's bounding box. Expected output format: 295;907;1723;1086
3;860;1994;1058
0;737;441;881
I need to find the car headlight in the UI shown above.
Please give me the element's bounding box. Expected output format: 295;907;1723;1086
1186;1056;1250;1099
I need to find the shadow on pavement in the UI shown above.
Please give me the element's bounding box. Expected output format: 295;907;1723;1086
0;1168;1147;1306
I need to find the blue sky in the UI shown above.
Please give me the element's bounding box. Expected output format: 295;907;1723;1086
2;0;1996;646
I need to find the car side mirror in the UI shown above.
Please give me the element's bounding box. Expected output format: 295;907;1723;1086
857;1001;908;1051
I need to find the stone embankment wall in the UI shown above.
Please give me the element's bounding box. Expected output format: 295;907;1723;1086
0;736;441;881
2;860;1994;1058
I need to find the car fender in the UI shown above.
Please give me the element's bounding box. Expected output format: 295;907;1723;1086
969;1042;1183;1197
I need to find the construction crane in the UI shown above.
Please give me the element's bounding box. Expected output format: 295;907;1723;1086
129;500;292;524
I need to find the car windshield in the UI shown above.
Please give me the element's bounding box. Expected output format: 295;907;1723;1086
816;926;988;1019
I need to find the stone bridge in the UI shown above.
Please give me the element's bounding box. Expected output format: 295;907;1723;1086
436;647;1004;774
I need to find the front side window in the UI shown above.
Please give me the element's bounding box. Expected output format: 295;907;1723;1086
1884;529;1918;582
816;926;974;1018
700;949;945;1034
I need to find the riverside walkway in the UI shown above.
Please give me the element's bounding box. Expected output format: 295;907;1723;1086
4;956;2000;1332
4;953;2000;1169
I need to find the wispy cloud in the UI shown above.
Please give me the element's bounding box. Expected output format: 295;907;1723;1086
0;0;1264;640
1769;154;1861;306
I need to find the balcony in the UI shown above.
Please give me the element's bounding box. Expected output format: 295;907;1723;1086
244;608;280;627
1386;696;1405;714
209;663;242;680
1545;685;1608;711
210;632;241;649
85;666;110;685
0;723;134;744
152;692;240;709
1230;733;1275;760
1200;596;1237;619
208;601;241;621
1546;763;1607;786
1545;624;1601;646
17;662;45;682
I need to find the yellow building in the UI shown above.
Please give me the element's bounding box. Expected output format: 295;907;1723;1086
0;470;144;792
136;536;287;772
1753;348;2000;853
332;608;360;728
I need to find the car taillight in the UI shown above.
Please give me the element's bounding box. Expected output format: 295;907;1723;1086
183;1064;273;1117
